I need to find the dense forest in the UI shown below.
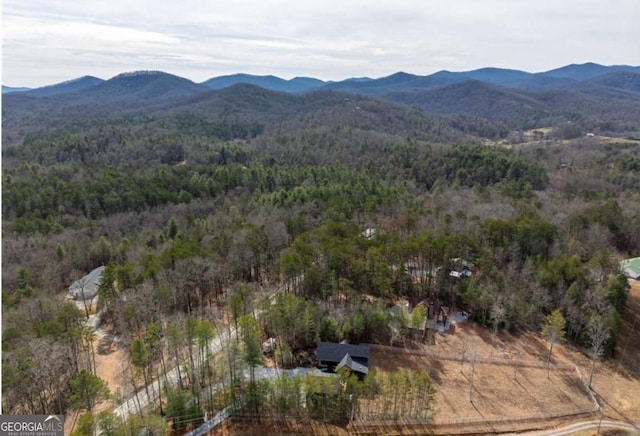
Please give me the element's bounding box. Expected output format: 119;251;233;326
2;76;639;433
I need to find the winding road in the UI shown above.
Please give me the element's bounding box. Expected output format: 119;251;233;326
112;331;235;420
514;419;640;435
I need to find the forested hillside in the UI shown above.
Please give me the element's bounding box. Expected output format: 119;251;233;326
2;74;638;430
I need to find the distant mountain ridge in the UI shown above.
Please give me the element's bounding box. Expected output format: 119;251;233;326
2;85;32;94
60;71;208;103
585;72;640;94
24;76;104;97
3;63;640;140
541;62;640;80
201;74;325;93
5;63;640;96
384;80;551;126
321;64;640;94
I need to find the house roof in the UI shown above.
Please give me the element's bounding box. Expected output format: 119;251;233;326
620;258;640;279
336;353;369;375
69;266;105;298
317;342;369;363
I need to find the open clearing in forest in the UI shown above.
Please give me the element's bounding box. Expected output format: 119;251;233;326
365;283;640;432
369;332;596;424
66;338;126;434
94;337;126;398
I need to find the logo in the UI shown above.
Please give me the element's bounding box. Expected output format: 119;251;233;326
0;415;64;436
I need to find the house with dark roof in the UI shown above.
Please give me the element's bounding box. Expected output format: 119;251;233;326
316;341;370;378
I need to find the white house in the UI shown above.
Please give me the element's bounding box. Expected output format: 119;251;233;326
69;266;105;301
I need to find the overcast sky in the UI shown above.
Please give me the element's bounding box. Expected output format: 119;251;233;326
3;0;640;87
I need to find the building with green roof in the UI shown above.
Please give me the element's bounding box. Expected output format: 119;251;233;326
620;257;640;280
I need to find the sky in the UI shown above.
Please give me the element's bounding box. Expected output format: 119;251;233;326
3;0;640;87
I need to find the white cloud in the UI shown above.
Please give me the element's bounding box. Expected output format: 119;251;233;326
2;0;639;87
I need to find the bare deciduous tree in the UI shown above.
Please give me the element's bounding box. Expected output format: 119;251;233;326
541;309;566;378
587;315;610;387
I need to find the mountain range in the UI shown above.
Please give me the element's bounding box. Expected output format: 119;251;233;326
5;62;640;96
3;63;640;148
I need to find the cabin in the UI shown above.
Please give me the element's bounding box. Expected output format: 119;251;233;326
620;257;640;280
68;266;105;301
316;341;370;378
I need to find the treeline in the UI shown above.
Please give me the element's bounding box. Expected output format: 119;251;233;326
3;115;261;168
438;144;548;190
230;368;436;424
3;142;552;235
273;214;630;353
2;163;400;232
2;300;99;415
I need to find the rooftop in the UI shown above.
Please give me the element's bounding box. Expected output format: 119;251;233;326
317;342;370;363
620;257;640;279
336;353;369;375
69;266;105;298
